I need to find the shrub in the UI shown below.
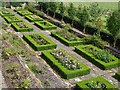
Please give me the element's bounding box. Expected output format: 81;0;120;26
75;76;118;90
75;45;120;70
41;49;90;79
25;15;43;22
17;10;33;16
0;8;14;16
23;33;57;51
114;72;120;81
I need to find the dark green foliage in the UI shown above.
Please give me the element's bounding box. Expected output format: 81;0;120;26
114;72;120;81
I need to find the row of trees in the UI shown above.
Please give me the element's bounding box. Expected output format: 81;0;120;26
37;2;119;47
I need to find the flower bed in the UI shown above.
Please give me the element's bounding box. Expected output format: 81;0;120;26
51;30;82;46
35;20;57;30
42;49;90;79
0;9;14;16
23;33;57;51
17;10;33;16
114;72;120;81
75;45;120;70
25;15;43;22
4;15;22;23
75;76;118;90
11;22;33;32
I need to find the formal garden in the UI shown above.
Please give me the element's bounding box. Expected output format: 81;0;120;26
1;1;120;89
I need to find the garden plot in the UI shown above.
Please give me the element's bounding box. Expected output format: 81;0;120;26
4;15;22;23
17;10;33;16
51;30;82;46
35;20;57;30
75;76;118;90
42;49;90;79
75;45;120;70
0;8;14;16
25;15;43;22
23;33;57;51
11;22;33;32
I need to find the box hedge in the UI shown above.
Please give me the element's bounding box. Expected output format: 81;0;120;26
23;33;57;51
25;15;43;22
0;9;14;16
17;10;33;16
4;15;22;23
11;22;33;32
75;76;118;90
51;32;83;46
75;45;120;70
41;49;90;79
114;72;120;81
35;20;57;30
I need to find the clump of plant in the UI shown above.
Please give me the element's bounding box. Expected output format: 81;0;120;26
86;81;107;89
82;35;108;48
51;49;82;70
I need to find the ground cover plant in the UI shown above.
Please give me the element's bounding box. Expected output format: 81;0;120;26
17;10;33;16
11;22;33;32
75;45;120;70
25;14;43;22
4;15;22;23
75;76;118;90
23;33;57;51
42;49;90;79
51;29;82;46
35;20;57;30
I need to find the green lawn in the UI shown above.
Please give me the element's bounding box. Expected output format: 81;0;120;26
64;2;118;10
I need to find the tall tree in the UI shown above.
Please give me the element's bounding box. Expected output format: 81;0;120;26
67;3;76;26
77;6;90;33
107;11;120;47
58;2;66;21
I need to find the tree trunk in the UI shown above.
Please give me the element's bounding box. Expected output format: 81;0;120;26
47;10;49;15
53;12;55;18
71;20;74;27
113;38;117;48
83;26;86;33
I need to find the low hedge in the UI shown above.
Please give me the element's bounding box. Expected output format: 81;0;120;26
75;45;120;70
4;15;22;23
41;49;90;79
11;22;33;32
35;20;57;30
75;76;118;90
0;10;14;16
51;32;83;46
17;10;33;16
25;15;43;22
114;72;120;81
23;33;57;51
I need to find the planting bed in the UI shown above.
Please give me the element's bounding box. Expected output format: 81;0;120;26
35;20;57;30
17;10;33;16
11;22;33;32
25;15;43;22
75;76;118;90
51;30;82;46
42;49;90;79
23;33;57;51
75;45;120;70
4;15;22;23
0;9;14;16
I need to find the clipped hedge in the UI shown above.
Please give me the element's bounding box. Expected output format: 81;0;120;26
11;22;33;32
51;31;83;46
35;20;57;30
17;10;33;16
41;49;90;79
23;33;57;51
0;9;14;16
75;45;120;70
114;72;120;81
25;15;43;22
4;15;22;23
75;76;118;90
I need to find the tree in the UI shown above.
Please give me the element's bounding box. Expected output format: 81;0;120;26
77;6;90;33
95;16;104;37
38;2;45;11
58;2;66;21
67;3;76;26
49;2;59;18
107;11;120;47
